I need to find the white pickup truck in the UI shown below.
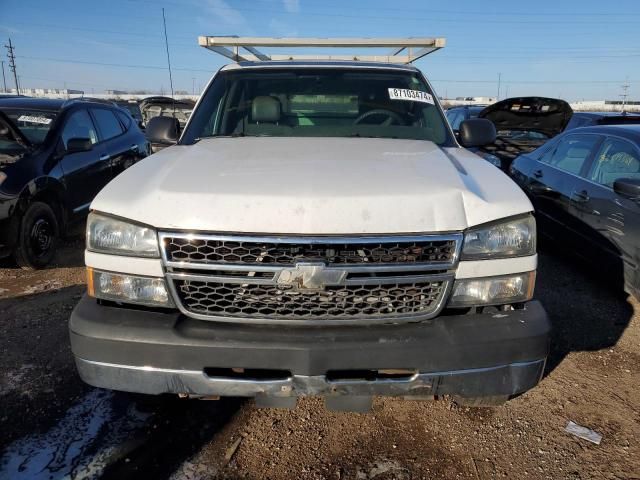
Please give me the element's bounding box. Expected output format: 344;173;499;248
69;38;549;412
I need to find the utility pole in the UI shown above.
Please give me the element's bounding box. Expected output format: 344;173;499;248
1;60;6;93
192;77;195;95
5;38;19;94
620;78;630;112
497;72;501;101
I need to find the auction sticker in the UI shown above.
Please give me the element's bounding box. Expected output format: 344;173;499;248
388;88;434;104
17;115;52;125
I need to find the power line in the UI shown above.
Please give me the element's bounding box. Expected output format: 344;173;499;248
13;33;640;57
430;79;634;85
125;0;640;21
17;55;213;72
16;53;640;73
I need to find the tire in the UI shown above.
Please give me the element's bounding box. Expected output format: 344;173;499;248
13;201;60;270
453;395;509;408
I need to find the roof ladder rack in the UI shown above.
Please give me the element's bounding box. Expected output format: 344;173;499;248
198;36;446;64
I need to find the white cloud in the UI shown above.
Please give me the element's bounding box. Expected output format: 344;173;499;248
204;0;253;33
282;0;300;13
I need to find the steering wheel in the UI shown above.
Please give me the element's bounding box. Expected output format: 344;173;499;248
353;109;405;126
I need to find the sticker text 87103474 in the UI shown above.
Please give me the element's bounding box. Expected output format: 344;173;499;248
388;88;434;105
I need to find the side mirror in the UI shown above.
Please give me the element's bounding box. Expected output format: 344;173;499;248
458;118;496;147
613;178;640;200
146;116;180;145
65;137;93;154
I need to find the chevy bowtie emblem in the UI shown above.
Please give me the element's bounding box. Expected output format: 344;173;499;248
275;262;347;291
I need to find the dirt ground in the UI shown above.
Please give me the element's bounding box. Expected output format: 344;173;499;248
0;233;638;480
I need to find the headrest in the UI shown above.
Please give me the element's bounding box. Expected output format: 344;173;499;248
252;96;281;123
566;147;589;158
608;152;640;172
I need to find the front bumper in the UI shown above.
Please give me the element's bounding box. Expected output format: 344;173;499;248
69;295;550;401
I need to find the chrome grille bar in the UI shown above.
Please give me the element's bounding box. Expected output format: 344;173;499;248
159;232;463;268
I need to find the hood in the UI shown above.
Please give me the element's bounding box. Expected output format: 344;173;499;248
479;97;573;137
91;137;532;234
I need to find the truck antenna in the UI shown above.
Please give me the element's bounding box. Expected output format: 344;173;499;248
162;8;176;116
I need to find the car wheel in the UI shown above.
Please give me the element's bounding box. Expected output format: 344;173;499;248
14;201;60;270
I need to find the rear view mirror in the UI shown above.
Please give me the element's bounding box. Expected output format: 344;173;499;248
146;116;180;145
65;137;93;154
613;178;640;200
458;118;496;147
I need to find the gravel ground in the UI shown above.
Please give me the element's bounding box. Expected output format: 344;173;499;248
0;234;638;479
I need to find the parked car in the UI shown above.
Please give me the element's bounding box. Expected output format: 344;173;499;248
140;96;195;152
139;96;194;128
510;124;640;298
475;97;573;171
70;37;549;413
0;97;149;268
445;105;488;133
115;100;144;128
564;111;640;131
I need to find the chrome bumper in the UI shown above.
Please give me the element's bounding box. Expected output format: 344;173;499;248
75;356;545;399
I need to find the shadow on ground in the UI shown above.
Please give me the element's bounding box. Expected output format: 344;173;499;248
535;244;634;375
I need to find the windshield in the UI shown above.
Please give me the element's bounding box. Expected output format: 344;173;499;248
183;68;452;145
2;108;57;145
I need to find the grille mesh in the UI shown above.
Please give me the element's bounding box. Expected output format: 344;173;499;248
173;279;447;320
164;237;456;265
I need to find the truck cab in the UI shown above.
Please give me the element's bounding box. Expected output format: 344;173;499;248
69;37;550;412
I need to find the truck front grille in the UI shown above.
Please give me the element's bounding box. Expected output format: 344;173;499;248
160;232;461;325
173;279;447;320
163;236;456;266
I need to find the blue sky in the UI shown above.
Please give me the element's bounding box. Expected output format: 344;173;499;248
1;0;639;101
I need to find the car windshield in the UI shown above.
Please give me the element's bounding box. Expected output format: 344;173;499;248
2;108;57;145
183;68;452;145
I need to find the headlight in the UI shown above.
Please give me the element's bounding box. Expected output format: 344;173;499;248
462;215;535;260
87;212;159;257
87;268;174;307
448;272;535;307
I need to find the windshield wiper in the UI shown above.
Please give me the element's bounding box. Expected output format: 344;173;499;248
195;133;251;141
346;133;398;139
